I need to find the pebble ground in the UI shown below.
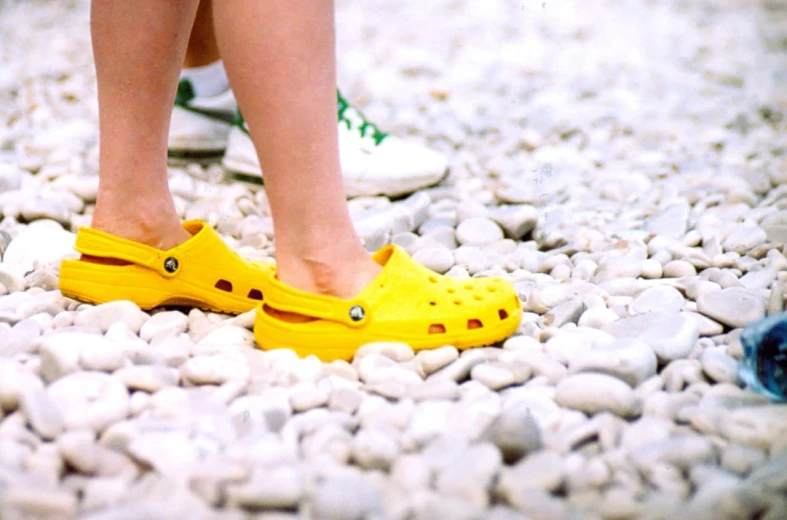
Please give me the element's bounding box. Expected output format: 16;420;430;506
1;0;786;519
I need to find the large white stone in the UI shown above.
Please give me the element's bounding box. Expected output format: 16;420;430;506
630;286;685;314
555;373;641;418
2;220;77;277
180;354;251;385
38;332;111;382
139;310;189;342
456;217;504;246
487;204;539;240
73;301;149;334
46;371;130;431
568;339;657;387
697;288;766;329
412;246;455;274
602;312;699;362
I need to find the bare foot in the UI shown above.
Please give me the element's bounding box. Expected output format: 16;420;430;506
276;246;382;299
266;247;381;324
90;204;190;251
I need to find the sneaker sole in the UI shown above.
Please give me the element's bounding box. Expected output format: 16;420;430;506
342;166;449;199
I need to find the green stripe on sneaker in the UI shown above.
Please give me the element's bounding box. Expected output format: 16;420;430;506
337;90;388;146
231;90;390;144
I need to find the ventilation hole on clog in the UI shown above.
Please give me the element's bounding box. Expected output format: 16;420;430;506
467;319;483;329
473;294;483;301
215;279;233;292
429;324;446;334
464;284;473;290
453;299;462;305
428;275;439;283
499;309;509;320
429;301;436;306
247;289;263;300
486;286;498;293
447;287;456;294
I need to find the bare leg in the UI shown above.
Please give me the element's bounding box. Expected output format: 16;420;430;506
213;0;380;298
183;0;220;68
92;0;377;299
90;0;197;249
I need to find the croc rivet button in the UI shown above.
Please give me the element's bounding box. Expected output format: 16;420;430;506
164;257;179;274
349;305;365;322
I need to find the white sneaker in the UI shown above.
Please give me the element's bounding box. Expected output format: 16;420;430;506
222;92;449;198
168;79;237;159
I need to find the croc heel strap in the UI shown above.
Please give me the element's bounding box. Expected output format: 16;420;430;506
75;227;188;279
59;220;273;314
260;274;370;329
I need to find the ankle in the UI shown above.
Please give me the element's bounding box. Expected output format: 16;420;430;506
91;202;188;250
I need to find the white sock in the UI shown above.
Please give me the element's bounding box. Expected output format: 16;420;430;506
180;60;229;98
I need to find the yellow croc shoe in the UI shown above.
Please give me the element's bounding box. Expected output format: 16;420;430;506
253;244;522;361
59;220;273;314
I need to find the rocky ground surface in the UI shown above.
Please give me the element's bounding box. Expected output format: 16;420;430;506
2;0;787;518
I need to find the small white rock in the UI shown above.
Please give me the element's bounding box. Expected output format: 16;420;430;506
2;220;77;277
556;373;641;418
662;260;696;278
456;217;504;246
697;288;766;329
139;310;189;342
180;354;251;385
73;301;149;334
487;205;539;240
47;372;130;431
699;348;739;384
412;247;455;274
568;338;658;387
630;286;685;314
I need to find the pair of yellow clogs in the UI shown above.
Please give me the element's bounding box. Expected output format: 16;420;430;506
59;221;522;361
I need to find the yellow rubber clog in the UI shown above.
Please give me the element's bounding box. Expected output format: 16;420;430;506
59;221;273;314
254;245;522;361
